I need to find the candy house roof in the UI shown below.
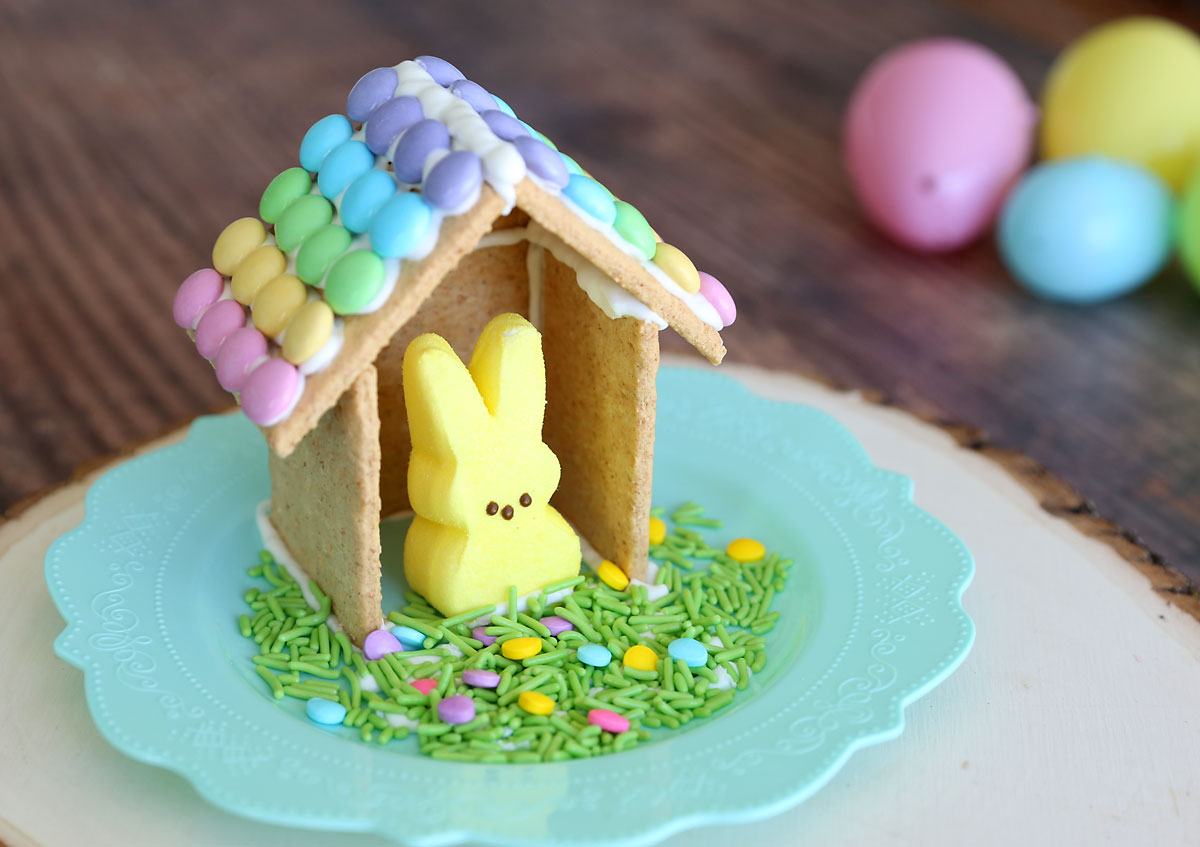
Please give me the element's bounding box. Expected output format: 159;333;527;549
172;56;733;456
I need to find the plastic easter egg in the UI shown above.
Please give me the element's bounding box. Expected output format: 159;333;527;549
1041;17;1200;192
997;157;1172;303
845;38;1035;252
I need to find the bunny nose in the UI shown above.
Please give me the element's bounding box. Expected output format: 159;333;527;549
501;505;514;520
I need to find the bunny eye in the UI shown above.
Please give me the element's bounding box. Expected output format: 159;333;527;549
486;502;499;516
501;505;514;520
520;493;532;507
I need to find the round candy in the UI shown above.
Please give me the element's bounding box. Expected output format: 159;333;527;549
259;168;312;224
539;616;574;636
410;677;437;695
299;114;353;173
363;628;404;660
461;669;501;689
648;516;667;547
364;96;424;156
562;174;616;224
1041;18;1200;192
340;170;397;234
438;694;476;725
998;157;1172;303
597;560;629;591
517;690;554;716
668;637;708;668
576;644;612;668
612;201;656;261
251;273;307;337
622;644;658;672
212;217;266;276
346;66;399;122
652;243;701;294
560;153;585;176
416;55;464;86
424;150;483;211
698;272;736;326
447;79;496;113
306;697;347;726
316;140;374;199
513;136;568;189
481;109;528;142
726;537;766;563
324;250;386;315
587;708;630;734
194;299;247;359
214;326;268;392
295;224;352;284
472;626;497;647
390;625;428;650
231;245;287;304
173;268;223;329
501;636;542;660
391;119;451;183
240;357;300;426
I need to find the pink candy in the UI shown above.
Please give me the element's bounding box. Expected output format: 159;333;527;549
173;268;224;329
363;628;403;660
698;272;736;326
587;708;630;734
214;327;268;392
410;677;438;695
193;299;246;359
240;357;300;426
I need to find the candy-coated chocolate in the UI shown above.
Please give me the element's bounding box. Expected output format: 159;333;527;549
667;637;708;668
648;516;667;546
481;109;528;142
251;274;307;337
364;96;424;156
597;560;629;591
472;626;497;647
324;250;385;315
424;150;483;211
194;299;247;359
448;79;496;113
539;615;574;636
698;271;736;325
316;139;374;199
391;119;451;183
173;268;223;329
295;224;352;284
415;55;464;86
363;628;404;660
612;201;656;261
438;694;476;725
299;114;353;173
259;168;312;224
652;243;701;294
726;537;766;563
214;326;268;392
562;174;616;224
559;153;585;176
622;644;658;672
517;690;554;715
587;708;630;734
501;636;543;661
282;300;334;365
275;194;334;252
241;357;300;426
306;697;347;726
346;66;399;122
492;94;517;119
576;644;612;667
461;669;501;688
212;217;267;276
369;192;433;258
339;170;397;234
231;245;287;304
514;136;568;189
525;124;558;151
411;677;437;695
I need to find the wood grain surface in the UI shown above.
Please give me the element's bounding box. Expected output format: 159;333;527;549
2;0;1200;593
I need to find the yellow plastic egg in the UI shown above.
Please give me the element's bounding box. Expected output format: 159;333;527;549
652;243;701;294
501;636;543;661
252;274;307;337
597;560;629;591
518;690;555;715
212;217;266;276
282;300;334;364
231;245;287;304
726;537;766;563
1041;16;1200;191
648;516;666;547
622;644;658;672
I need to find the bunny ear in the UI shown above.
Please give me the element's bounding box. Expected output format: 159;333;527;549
403;332;490;458
468;313;546;432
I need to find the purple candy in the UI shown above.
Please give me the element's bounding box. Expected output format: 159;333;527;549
364;96;424;156
391;118;451;183
424;150;483;210
461;669;502;689
346;67;398;123
514;136;568;189
437;694;476;725
481;109;529;142
448;79;497;113
539;616;574;637
472;626;497;646
416;55;465;86
363;628;404;660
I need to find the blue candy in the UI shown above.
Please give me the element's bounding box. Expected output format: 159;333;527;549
339;169;397;234
306;697;347;726
576;643;613;668
667;637;708;668
346;67;398;123
299;114;353;173
390;625;428;650
416;55;464;86
492;94;518;119
560;153;585;176
562;174;616;225
424;150;483;211
391;118;451;183
369;192;433;258
316;140;374;198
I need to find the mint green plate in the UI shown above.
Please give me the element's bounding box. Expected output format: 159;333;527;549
46;366;973;846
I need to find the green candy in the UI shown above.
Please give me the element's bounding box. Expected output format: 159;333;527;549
613;201;656;261
296;224;352;284
259;167;313;224
325;250;385;314
275;194;332;252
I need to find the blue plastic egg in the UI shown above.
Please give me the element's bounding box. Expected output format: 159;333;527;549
997;157;1172;303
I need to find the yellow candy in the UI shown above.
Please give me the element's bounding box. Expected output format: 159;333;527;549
212;217;266;276
518;690;555;715
597;560;629;591
251;274;307;338
648;516;666;546
403;313;581;616
231;245;287;305
623;644;658;672
501;636;543;661
282;300;334;364
726;537;766;563
652;243;701;294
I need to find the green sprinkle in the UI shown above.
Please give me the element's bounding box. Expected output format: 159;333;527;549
255;665;285;698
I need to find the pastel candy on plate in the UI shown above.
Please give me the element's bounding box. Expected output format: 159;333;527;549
410;677;437;695
364;96;424;155
481;109;528;142
193;299;247;359
299;114;353;173
514;136;568;189
652;243;702;294
438;694;476;725
562;174;616;224
587;708;630;734
622;644;657;672
231;245;287;304
214;326;268;392
726;537;766;562
461;669;501;688
424;150;483;211
539;615;573;636
471;626;497;646
667;636;708;668
240;357;301;426
576;643;612;667
362;628;404;661
391;118;451;183
389;625;427;649
212;217;266;276
251;274;307;337
346;66;399;123
306;697;347;726
698;271;736;325
339;169;397;234
416;55;465;86
173;268;224;329
369;192;433;258
316;139;374;198
259;168;312;224
447;79;496;113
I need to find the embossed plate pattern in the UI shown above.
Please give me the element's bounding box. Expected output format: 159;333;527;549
46;366;974;846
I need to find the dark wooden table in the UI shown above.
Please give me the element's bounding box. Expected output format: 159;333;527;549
2;0;1199;588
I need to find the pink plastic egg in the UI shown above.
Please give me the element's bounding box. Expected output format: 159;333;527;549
240;357;300;426
173;268;224;329
844;38;1036;252
214;326;268;392
193;299;247;359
